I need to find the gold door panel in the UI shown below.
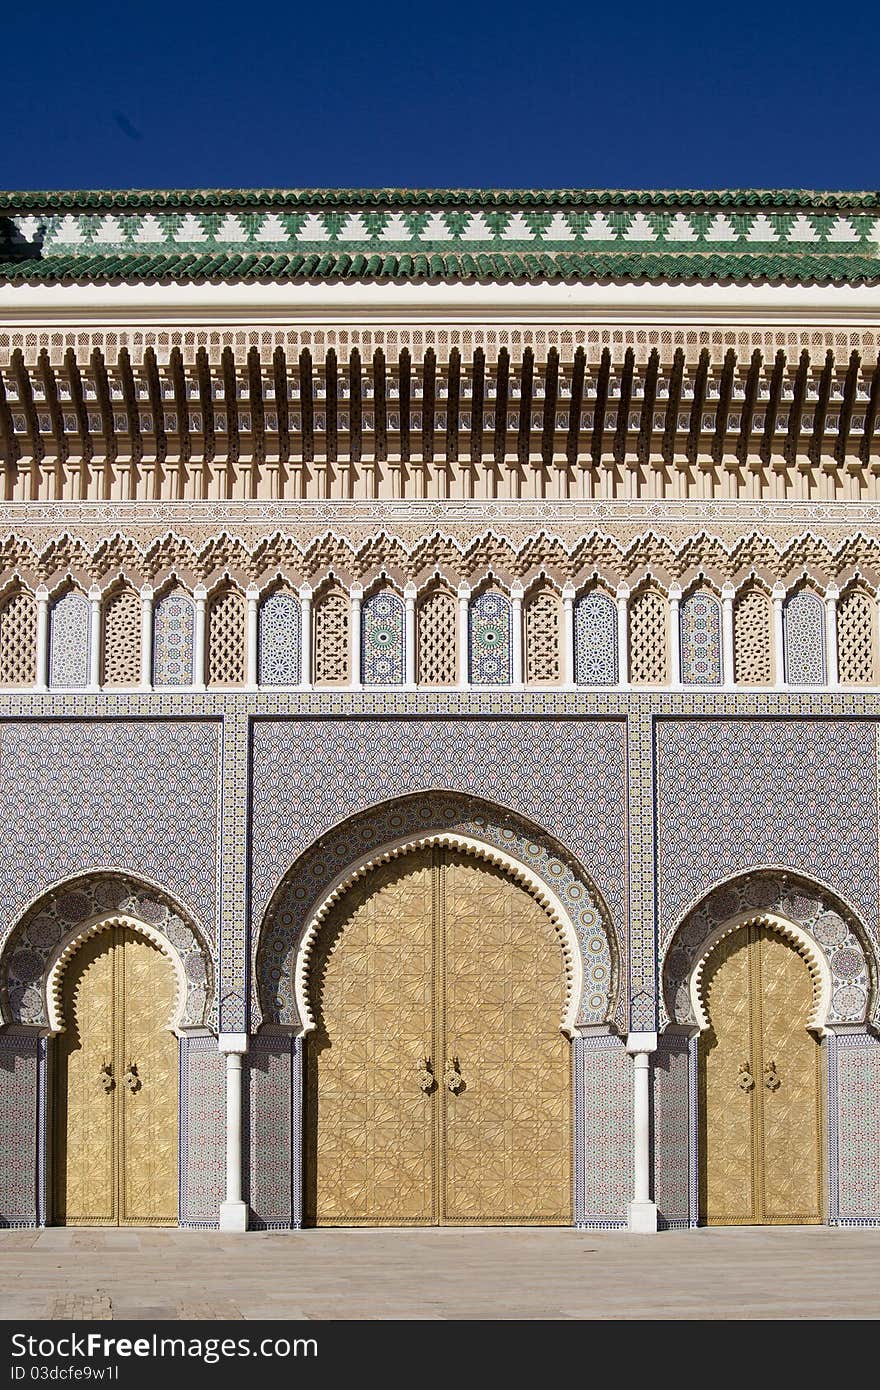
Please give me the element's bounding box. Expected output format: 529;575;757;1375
700;925;822;1226
757;930;822;1224
699;929;758;1225
54;932;117;1225
442;853;571;1225
306;853;436;1226
307;847;572;1227
117;928;179;1225
54;926;179;1227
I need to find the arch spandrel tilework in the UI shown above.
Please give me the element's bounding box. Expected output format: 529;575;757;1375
49;590;89;689
248;716;628;949
0;871;213;1031
784;589;826;685
661;870;875;1031
361;591;405;686
153;592;194;686
680;592;722;685
0;721;220;942
574;591;617;686
253;793;617;1032
655;719;879;968
469;591;512;685
258;591;301;687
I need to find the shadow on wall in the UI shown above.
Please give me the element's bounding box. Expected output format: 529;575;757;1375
0;218;44;262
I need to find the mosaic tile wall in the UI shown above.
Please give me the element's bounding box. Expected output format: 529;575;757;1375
249;718;628;938
0;1032;41;1226
831;1032;880;1224
0;721;221;941
246;1034;296;1229
655;719;879;949
575;1034;632;1227
258;593;301;687
653;1035;695;1228
179;1036;225;1228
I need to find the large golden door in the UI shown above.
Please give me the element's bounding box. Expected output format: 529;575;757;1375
699;925;822;1225
54;926;179;1226
306;847;571;1226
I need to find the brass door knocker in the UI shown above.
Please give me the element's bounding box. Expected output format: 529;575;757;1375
737;1061;755;1092
444;1057;464;1093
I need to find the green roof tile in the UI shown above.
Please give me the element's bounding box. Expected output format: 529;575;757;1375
1;188;878;286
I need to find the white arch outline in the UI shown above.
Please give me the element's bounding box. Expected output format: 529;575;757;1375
45;913;188;1037
690;911;834;1036
294;832;588;1039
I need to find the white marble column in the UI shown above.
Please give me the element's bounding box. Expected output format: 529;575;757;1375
562;582;575;688
721;581;735;688
87;585;102;692
511;581;524;687
669;583;682;688
824;584;839;687
626;1032;658;1233
772;582;786;687
193;583;207;691
35;585;49;691
457;584;470;688
350;584;363;689
218;1033;248;1233
299;584;312;688
404;582;417;688
616;584;630;688
246;584;259;689
139;585;154;690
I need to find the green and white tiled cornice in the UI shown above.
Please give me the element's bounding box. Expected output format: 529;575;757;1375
1;188;879;285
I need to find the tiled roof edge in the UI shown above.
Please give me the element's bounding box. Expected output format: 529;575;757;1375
2;250;879;286
2;188;880;212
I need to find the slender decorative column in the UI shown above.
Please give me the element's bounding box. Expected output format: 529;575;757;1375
457;583;470;688
772;582;787;688
616;583;630;688
299;584;312;688
35;585;49;691
87;585;102;692
139;585;154;690
193;583;208;691
721;581;735;689
246;584;259;689
511;581;524;687
824;584;839;688
626;1032;658;1233
404;582;417;689
669;583;682;688
350;584;363;689
562;582;576;688
218;1033;249;1233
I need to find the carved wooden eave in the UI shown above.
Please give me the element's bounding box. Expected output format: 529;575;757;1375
0;340;878;504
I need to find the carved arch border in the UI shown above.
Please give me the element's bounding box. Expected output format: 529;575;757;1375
662;868;875;1032
0;869;214;1032
45;913;188;1036
689;912;833;1035
254;792;618;1032
295;833;584;1037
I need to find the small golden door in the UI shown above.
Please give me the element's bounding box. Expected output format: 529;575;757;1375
699;925;822;1225
54;926;179;1226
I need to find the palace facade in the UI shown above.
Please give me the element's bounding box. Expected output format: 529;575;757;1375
0;188;879;1231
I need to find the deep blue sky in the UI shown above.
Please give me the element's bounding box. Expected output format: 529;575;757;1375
5;1;879;193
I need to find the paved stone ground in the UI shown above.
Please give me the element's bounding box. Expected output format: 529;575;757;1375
0;1226;877;1319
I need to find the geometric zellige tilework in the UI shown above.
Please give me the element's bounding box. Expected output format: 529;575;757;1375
656;719;879;949
0;721;221;940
